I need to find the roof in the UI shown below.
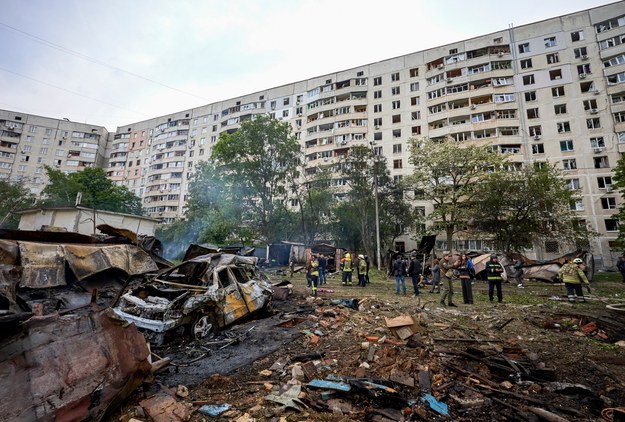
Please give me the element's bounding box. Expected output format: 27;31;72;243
15;206;161;222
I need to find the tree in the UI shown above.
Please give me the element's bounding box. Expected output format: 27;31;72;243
0;180;35;228
40;167;142;215
472;164;592;252
407;138;506;252
291;169;336;245
193;115;301;244
610;154;625;251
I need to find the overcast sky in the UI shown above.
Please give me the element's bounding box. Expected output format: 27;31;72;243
0;0;618;131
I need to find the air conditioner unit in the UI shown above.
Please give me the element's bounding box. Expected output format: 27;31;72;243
323;157;329;162
470;104;477;110
297;113;302;117
590;108;598;114
593;147;604;153
606;186;613;193
579;73;587;79
437;64;444;70
592;89;600;95
375;125;380;130
446;78;453;83
498;52;504;57
533;135;541;140
582;55;589;60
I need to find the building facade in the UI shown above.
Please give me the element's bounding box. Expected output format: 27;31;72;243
0;110;109;192
3;2;625;266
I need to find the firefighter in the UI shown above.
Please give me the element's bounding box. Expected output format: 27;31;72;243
310;254;319;296
341;252;353;286
558;258;590;303
357;254;367;287
485;254;505;304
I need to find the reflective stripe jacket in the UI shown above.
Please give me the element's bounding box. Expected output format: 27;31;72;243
558;263;589;284
484;261;504;281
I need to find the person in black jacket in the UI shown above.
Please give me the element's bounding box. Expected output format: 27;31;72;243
393;255;407;294
484;254;505;303
408;254;422;297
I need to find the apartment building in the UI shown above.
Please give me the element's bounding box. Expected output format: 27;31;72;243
3;2;625;266
0;110;109;193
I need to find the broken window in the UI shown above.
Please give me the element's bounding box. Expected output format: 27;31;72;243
594;156;609;168
554;104;567;115
604;54;625;68
411;126;421;135
392;129;401;138
570;199;584;211
524;91;537;102
411;96;420;106
557;122;571;133
549;69;562;80
520;59;532;69
587;118;601;129
607;72;625;85
547;53;560;64
522;75;535;85
518;43;530;53
597;176;612;189
529;126;542;136
532;144;544;154
409;68;419;77
616;111;625;123
583;99;598;110
574;47;588;58
527;108;539;119
601;197;617;209
605;219;619;232
544;37;557;47
590;137;605;148
217;269;232;287
552;86;565;97
571;30;584;42
567;178;581;190
392;114;401;124
562;159;577;170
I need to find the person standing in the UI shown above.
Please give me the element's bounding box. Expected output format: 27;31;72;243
408;254;422;297
364;255;370;284
430;259;441;293
289;251;296;278
393;255;407;294
439;252;457;307
485;254;504;303
558;258;590;303
514;258;524;288
457;254;474;304
341;252;353;286
357;254;367;287
318;253;327;285
310;255;319;296
617;256;625;283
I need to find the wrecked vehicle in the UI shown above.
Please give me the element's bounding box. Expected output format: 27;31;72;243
114;253;273;345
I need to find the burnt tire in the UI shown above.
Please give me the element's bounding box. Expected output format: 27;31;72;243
192;315;215;341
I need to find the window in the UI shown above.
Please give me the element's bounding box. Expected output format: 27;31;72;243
587;118;601;129
605;219;619;232
393;144;402;154
583;99;598;110
374;117;382;127
552;86;565;97
532;144;544;154
522;75;535;85
580;81;595;93
282;110;289;118
549;69;562;80
571;30;584;42
544;36;557;47
554;104;567;114
411;96;420;106
283;98;290;106
574;47;588;58
411;126;421;135
547;53;560;64
391;72;400;82
545;241;560;253
616;111;625;123
594;156;609;168
39;147;48;154
392;86;400;95
28;126;37;133
557;122;571;133
597;176;612;189
393;159;402;169
529;126;542;136
567;179;581;190
590;137;605;148
527;108;540;119
374;90;382;99
604;54;625;68
520;59;532;69
525;91;537;101
562;159;577;170
374;104;382;113
409;68;419;77
601;197;617;209
392;114;401;123
570;199;584;211
374;132;382;141
411;111;421;120
559;140;574;151
392;129;401;138
392;100;401;109
607;72;625;85
519;43;530;53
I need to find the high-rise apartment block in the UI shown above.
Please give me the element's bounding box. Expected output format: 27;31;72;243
2;2;625;266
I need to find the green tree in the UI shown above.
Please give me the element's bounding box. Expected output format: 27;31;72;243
40;167;142;215
472;164;591;252
610;154;625;251
0;180;35;228
291;169;335;245
189;116;301;244
407;138;506;252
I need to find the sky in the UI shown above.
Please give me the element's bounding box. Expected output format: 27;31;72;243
0;0;619;131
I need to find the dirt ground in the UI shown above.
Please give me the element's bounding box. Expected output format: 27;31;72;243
112;270;625;422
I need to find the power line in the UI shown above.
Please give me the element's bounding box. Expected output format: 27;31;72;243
0;21;211;103
0;65;149;118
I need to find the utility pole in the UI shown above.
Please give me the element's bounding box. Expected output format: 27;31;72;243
370;141;382;271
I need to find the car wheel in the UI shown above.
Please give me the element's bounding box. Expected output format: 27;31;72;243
192;315;215;340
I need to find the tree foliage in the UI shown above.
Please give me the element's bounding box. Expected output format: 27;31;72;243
610;154;625;251
187;115;301;244
291;169;336;245
40;167;142;215
0;180;35;228
472;165;591;252
407;138;506;251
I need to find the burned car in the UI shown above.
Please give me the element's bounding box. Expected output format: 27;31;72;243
113;253;273;345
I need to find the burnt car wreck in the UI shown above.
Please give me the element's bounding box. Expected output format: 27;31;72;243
113;253;274;345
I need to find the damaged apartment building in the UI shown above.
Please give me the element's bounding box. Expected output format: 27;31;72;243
1;2;625;266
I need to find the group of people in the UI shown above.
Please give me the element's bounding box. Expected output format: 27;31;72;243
305;252;370;296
